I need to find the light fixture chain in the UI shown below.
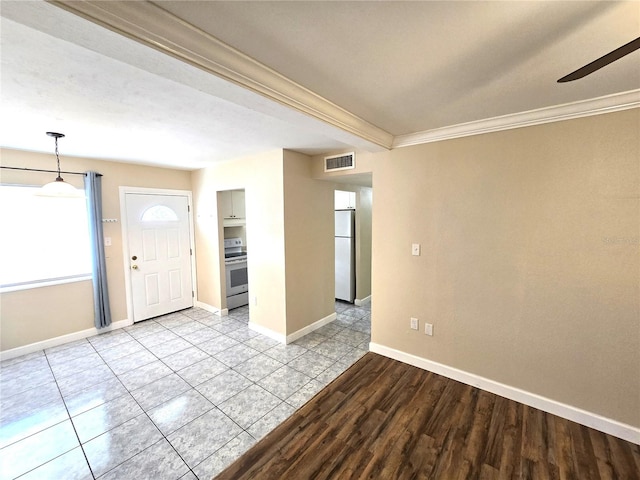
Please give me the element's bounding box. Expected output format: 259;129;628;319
54;136;61;178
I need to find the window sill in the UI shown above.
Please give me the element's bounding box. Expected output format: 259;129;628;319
0;275;93;294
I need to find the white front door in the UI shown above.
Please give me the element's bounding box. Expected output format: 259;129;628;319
125;193;193;322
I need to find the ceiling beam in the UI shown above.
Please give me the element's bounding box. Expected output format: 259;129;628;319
49;0;394;151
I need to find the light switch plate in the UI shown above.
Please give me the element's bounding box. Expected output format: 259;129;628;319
104;237;112;247
425;323;433;336
412;243;420;256
410;317;418;330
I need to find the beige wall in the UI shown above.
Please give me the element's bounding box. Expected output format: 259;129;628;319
0;148;191;351
192;150;336;338
1;282;95;351
283;151;335;333
356;186;373;302
314;110;640;429
191;150;288;336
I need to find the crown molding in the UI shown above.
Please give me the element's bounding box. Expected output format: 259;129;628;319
41;2;640;154
393;90;640;148
49;0;394;151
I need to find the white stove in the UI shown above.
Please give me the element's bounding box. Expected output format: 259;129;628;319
223;237;248;309
224;238;247;261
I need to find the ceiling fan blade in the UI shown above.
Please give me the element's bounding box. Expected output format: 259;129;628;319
557;36;640;83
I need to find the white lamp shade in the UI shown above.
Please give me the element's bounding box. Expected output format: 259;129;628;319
37;178;85;198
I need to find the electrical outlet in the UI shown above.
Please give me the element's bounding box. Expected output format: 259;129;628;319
104;237;112;246
410;317;418;330
412;243;421;256
424;323;433;336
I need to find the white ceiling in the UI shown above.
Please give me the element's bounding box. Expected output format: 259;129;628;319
157;1;640;134
1;1;639;170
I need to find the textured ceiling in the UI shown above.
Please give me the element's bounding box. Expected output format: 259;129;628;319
0;2;365;169
156;1;640;135
1;1;638;170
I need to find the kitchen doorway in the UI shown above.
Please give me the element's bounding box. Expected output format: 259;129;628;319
219;188;249;311
332;179;372;307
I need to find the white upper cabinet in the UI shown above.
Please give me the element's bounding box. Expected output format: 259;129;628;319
335;190;356;210
231;190;245;218
221;190;246;221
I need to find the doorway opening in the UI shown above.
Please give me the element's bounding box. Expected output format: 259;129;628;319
331;176;372;308
219;189;249;312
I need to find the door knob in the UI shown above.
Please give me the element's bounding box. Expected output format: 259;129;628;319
131;265;138;270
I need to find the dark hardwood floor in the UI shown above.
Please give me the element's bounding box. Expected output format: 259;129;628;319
215;353;640;480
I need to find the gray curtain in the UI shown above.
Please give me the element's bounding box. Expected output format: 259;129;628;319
85;171;112;329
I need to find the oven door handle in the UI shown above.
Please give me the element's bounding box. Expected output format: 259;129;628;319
225;259;247;266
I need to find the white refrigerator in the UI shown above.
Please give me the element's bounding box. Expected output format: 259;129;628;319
335;209;355;302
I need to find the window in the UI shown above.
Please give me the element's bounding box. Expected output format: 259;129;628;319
0;185;92;291
141;205;178;222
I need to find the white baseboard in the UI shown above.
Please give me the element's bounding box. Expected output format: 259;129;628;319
248;322;286;344
286;312;337;344
0;319;132;362
248;312;338;345
195;301;226;316
370;343;640;445
354;295;371;307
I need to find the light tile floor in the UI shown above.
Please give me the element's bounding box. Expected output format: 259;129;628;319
0;302;370;480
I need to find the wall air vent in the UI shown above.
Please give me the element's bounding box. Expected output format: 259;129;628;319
324;152;355;172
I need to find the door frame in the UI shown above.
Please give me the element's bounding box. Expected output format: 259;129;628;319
119;186;197;323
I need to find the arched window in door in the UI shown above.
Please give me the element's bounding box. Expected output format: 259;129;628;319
141;205;179;222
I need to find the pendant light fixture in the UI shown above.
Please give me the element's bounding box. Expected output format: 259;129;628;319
38;132;84;197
